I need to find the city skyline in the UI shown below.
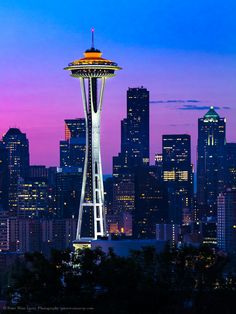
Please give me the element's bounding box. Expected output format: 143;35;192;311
1;1;236;173
1;2;236;311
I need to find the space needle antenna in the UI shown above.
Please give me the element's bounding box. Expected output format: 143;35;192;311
91;27;95;48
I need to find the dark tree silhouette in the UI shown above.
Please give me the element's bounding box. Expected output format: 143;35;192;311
4;245;236;314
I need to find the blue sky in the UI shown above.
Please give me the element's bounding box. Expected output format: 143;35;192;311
0;0;236;172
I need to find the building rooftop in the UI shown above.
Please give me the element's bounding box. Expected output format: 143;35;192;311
4;128;22;136
204;106;220;119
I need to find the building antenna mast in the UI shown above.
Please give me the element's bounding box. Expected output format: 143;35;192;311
91;27;95;48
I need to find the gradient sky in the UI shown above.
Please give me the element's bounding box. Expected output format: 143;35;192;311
1;0;236;173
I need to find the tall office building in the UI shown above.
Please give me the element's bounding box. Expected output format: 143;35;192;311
60;118;86;169
58;119;86;220
112;87;150;177
225;143;236;190
197;107;226;217
124;87;149;167
64;31;121;242
113;86;149;174
111;87;150;236
2;128;29;215
162;134;192;224
0;142;8;211
17;177;48;218
112;174;135;217
217;190;236;253
65;118;86;141
133;166;168;239
56;167;83;218
110;173;135;236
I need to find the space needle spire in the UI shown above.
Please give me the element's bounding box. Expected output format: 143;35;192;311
91;27;95;49
64;31;121;248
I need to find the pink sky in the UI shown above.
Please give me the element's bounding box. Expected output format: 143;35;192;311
1;48;236;173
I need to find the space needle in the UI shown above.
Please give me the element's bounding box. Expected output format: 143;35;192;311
64;29;121;248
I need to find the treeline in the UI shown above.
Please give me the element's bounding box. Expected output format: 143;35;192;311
2;245;236;313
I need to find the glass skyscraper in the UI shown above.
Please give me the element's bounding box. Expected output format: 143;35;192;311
225;143;236;190
125;87;149;166
60;118;86;169
0;142;8;211
64;118;86;141
217;190;236;253
111;87;150;236
162;134;192;224
197;107;226;218
2;128;29;215
133;166;167;239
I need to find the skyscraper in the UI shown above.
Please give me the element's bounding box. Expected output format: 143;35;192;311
64;30;121;243
111;87;150;236
2;128;29;215
0;142;8;211
110;173;135;236
17;177;48;218
113;86;150;173
65;118;86;140
60;118;86;169
124;87;149;167
197;107;226;217
56;168;83;218
225;143;236;190
217;190;236;253
162;134;192;224
58;119;86;220
133;166;167;239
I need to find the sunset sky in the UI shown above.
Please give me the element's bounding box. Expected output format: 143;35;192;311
1;0;236;173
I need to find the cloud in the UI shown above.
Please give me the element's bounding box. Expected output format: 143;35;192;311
178;105;217;110
178;105;231;111
150;99;201;104
187;100;201;103
168;123;193;127
150;100;231;111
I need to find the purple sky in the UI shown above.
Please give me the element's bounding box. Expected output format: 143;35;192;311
1;1;236;173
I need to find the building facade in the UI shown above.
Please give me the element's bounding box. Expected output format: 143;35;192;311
110;87;150;237
197;107;226;218
56;168;83;219
17;177;48;218
162;134;192;224
225;143;236;190
124;87;149;167
2;128;30;215
0;142;8;211
60;118;86;169
133;166;168;239
217;190;236;253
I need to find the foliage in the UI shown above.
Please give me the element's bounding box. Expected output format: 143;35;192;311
5;245;236;313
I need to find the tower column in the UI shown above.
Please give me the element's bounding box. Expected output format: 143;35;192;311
76;77;106;240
